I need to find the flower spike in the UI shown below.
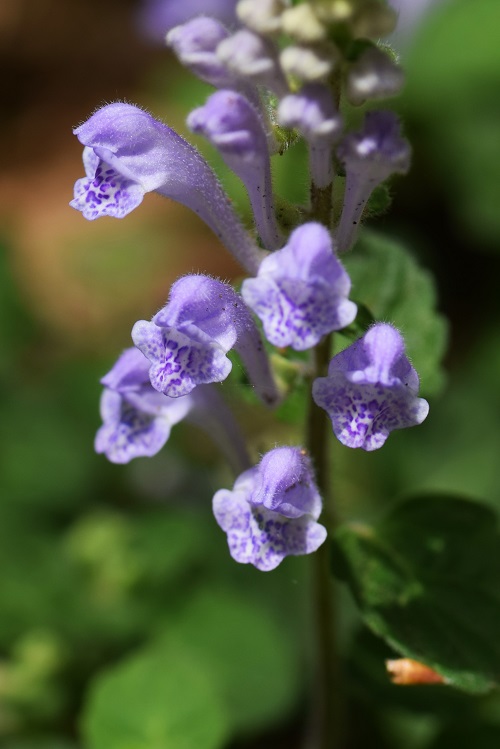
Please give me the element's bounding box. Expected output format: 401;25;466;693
242;223;357;350
312;324;429;451
132;275;279;405
335;110;411;252
188;90;284;249
70;103;264;273
213;446;327;570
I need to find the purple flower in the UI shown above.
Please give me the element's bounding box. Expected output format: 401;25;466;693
312;324;429;451
335;110;411;252
132;275;279;405
95;348;193;463
138;0;238;42
346;46;404;106
166;17;239;88
241;223;357;350
217;29;289;97
70;103;264;273
188;90;284;249
213;446;327;570
278;84;343;188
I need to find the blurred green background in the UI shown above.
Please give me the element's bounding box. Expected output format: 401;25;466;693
1;0;500;747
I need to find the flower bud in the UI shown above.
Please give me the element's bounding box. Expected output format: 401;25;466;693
346;46;404;106
188;90;284;249
236;0;287;35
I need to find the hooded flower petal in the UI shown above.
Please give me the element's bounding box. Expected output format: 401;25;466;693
70;148;145;220
312;324;429;451
242;222;357;350
255;446;322;519
167;17;239;88
213;446;327;570
71;103;264;273
132;275;279;404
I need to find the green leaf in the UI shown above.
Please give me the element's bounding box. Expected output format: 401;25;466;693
343;232;448;395
167;587;301;735
82;637;229;749
332;495;500;693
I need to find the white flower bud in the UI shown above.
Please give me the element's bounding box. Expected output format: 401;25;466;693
237;0;288;35
281;5;326;43
280;44;338;82
347;46;404;106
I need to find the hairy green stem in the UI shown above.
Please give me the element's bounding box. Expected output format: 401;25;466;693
305;145;343;748
305;334;342;749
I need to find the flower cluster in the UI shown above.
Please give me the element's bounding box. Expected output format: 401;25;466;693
72;0;429;570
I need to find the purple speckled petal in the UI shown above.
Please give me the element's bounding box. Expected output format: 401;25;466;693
82;146;100;177
132;320;232;397
312;323;429;450
242;223;357;350
70;159;144;220
95;386;193;463
213;480;327;571
213;446;327;570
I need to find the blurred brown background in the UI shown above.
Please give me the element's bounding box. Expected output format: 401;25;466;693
0;0;241;354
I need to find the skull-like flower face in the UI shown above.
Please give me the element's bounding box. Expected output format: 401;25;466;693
132;275;279;405
95;348;193;464
213;446;327;571
313;324;429;450
242;222;357;350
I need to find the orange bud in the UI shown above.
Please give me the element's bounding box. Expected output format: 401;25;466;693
386;658;446;686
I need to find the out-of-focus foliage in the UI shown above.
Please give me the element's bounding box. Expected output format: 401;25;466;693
2;0;500;746
401;0;500;248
